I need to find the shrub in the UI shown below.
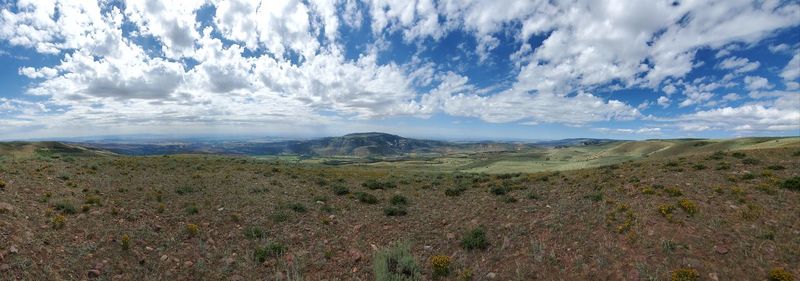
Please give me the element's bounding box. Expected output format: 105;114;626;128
664;187;682;197
716;162;731;170
390;195;409;206
253;242;286;263
708;151;725;160
767;165;786;170
731;152;746;159
372;242;421;281
332;184;350;195
584;192;603;202
641;187;656;195
768;268;794;281
740;203;762;220
175;185;197;195
363;179;397;190
355;192;379;204
678;199;697;216
741;173;756;180
81;204;91;212
444;187;466;197
383;206;408;217
51;214;66;229
0;179;6;189
461;227;489;250
54;201;77;214
658;204;675;220
500;195;517;203
742;158;760;165
244;226;265;239
430;255;451;277
84;195;102;205
270;210;290;223
671;268;699;281
781;176;800;191
288;202;306;213
526;191;540;200
121;234;130;250
185;203;199;215
691;164;706;170
186;223;199;237
490;185;509;196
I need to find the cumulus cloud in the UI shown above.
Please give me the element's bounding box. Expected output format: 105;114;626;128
0;0;798;138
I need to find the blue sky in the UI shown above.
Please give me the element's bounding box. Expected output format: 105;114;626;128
0;0;798;141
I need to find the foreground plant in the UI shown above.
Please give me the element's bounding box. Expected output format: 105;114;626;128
430;255;451;278
373;242;421;281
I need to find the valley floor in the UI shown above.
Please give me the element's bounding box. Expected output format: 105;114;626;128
0;147;798;280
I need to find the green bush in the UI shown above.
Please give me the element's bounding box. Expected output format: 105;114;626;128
390;195;409;206
444;187;466;197
742;158;760;165
254;242;286;263
490;185;509;195
781;176;800;191
332;184;350;195
175;185;197;195
54;201;77;214
372;242;421;281
355;192;379;204
383;206;408;217
363;179;397;190
731;152;746;159
244;226;265;239
664;187;682;197
461;227;489;250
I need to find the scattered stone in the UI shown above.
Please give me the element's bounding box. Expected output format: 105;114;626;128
423;245;432;251
708;272;719;281
160;255;168;262
714;245;728;254
183;261;193;267
349;249;362;263
0;202;13;213
370;244;378;251
353;224;363;233
486;272;497;279
446;233;455;239
8;246;18;254
0;264;10;271
315;201;324;204
87;269;101;279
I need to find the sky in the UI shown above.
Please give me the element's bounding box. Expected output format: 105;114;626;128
0;0;798;141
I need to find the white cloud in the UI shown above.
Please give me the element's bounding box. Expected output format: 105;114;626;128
780;53;800;82
717;56;760;73
0;0;799;138
744;76;772;91
657;96;670;108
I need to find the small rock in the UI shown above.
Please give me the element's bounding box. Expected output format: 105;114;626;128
328;215;335;220
8;246;18;254
87;269;101;279
349;249;362;263
423;245;432;251
315;201;324;204
370;244;378;251
93;263;103;270
446;233;455;239
486;272;497;279
0;202;13;213
184;261;193;267
0;264;9;271
708;272;719;281
714;245;728;254
145;246;153;251
353;224;363;233
160;255;168;261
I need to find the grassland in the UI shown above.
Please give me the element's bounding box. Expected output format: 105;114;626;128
0;139;798;280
